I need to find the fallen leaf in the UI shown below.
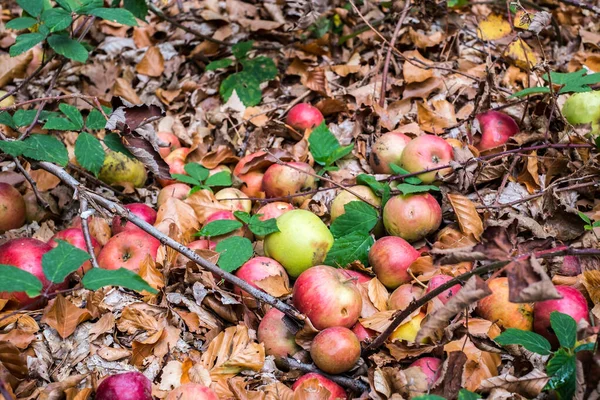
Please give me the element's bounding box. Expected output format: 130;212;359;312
0;52;33;88
112;78;142;104
403;50;434;83
135;46;165;77
417;100;457;133
138;255;165;293
447;193;484;241
477;14;512;41
506;257;562;303
431;351;468;399
480;369;549;397
0;341;27;378
505;39;538;70
368;278;390;312
40;295;92;339
155;198;200;237
409;27;445;48
185;190;229;225
254;275;292;297
292;377;332;400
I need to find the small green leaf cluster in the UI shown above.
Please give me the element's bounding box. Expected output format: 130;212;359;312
306;14;344;39
172;163;233;193
206;41;278;107
0;240;157;300
414;389;480;400
577;211;600;231
512;69;600;98
308;122;354;174
495;311;595;399
8;0;139;63
195;211;280;273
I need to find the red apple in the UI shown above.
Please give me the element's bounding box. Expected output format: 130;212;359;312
477;277;533;330
369;132;411;174
215;188;252;213
205;210;236;223
158;147;190;187
476;111;519;151
48;228;102;274
166;384;218;400
256;202;294;221
262;162;317;206
534;285;589;347
97;230;160;271
96;372;152;400
409;357;442;386
310;326;361;374
560;255;581;277
382;194;442;242
176;239;217;268
369;236;420;289
352;322;376;342
157;183;191;207
425;274;461;304
234;151;267;198
0;183;26;232
292;373;347;400
203;210;249;242
157;131;182;158
286;103;324;130
400;135;454;183
257;308;300;361
339;269;372;285
0;238;68;307
388;284;423;310
112;203;157;235
292;265;362;330
234;257;289;306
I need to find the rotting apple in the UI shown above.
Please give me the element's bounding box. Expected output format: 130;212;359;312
425;274;461;304
215;187;252;213
400;135;454;183
157;183;191;207
286;103;324;130
234;257;289;306
292;373;347;400
409;357;442;387
48;228;102;274
0;238;69;307
292;265;362;330
352;321;376;342
477;277;533;331
97;230;160;271
389;312;426;343
383;193;442;242
562;91;600;133
0;182;26;232
369;236;420;289
157;131;182;158
475;111;519;151
99;150;148;188
534;285;590;347
257;308;301;362
95;371;152;400
112;203;157;235
262;162;317;206
369;131;412;174
330;185;381;222
165;384;218;400
263;210;333;277
310;326;361;374
388;284;423;310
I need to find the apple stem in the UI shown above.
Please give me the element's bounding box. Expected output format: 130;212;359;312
281;357;369;393
408;269;428;288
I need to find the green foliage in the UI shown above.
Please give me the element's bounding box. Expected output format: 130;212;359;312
577;211;600;231
82;267;158;294
44;103;84;130
330;201;378;238
325;231;374;267
0;265;43;297
545;348;576;400
206;58;234;71
495;328;552;355
104;132;133;157
233;211;280;237
42;240;90;283
123;0;148;20
173;163;232;193
550;311;577;349
215;236;254;272
197;220;243;237
447;0;469;8
75;132;105;175
458;390;481;400
512;69;600;97
308;122;354;173
412;395;446;400
220;72;262;106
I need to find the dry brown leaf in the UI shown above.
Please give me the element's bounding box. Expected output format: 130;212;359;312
506;257;561;303
200;324;264;378
88;311;115;341
135;46;165;77
254;275;292;297
409;27;445;48
403;77;444;99
301;68;330;96
417;100;457;133
131;328;165;367
97;346;130;361
0;330;35;349
117;306;161;334
416;276;491;342
0;341;27;379
583;270;600;305
185;189;230;225
385;341;437;361
0;52;33;88
28;168;60;192
65;387;92;400
176;310;202;333
39;374;87;400
138;255;165;293
447;193;484;241
403;50;434;83
155;198;200;237
432;351;468;399
517;151;540;193
112;78;142;104
195;145;239;169
292;377;332;400
368;278;389;312
40;295;92;339
480;369;549;397
360;310;396;333
505;39;538;70
433;225;479;250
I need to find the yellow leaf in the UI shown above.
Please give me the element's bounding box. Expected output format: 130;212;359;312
505;39;538;70
477;14;512;41
447;193;484;241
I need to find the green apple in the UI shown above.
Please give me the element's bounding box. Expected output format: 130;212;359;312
263;209;334;277
98;150;147;188
562;91;600;134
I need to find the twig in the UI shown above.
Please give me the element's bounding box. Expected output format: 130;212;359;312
78;195;100;269
0;57;55;105
281;357;369;393
380;0;412;107
13;158;49;209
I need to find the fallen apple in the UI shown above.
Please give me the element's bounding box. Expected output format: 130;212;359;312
390;312;426;343
286;103;324;130
96;371;152;400
310;326;361;374
339;269;372;285
157;131;182;158
330;185;381;222
112;203;157;235
292;373;347;400
382;193;442;242
262;162;317;206
176;239;217;268
368;236;420;289
400;134;454;183
409;357;442;386
48;228;102;274
388;284;423;310
215;187;252;213
475;111;519;151
257;308;300;361
0;90;15;108
97;230;160;271
256;202;294;221
369;131;411;174
425;274;461;304
157;183;191;207
351;321;376;342
562;91;600;133
233;151;267;198
234;257;289;306
165;384;218;400
477;277;533;330
0;182;26;232
99;150;148;188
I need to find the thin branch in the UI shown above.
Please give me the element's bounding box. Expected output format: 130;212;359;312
78;195;100;269
281;357;369;393
14;158;49;209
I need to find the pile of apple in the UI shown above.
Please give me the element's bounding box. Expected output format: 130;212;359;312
0;103;591;399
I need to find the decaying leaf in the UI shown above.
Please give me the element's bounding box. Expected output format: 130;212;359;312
40;295;92;339
135;46;165;77
447;193;484;241
417;99;457;133
480;369;549;397
155;198;200;237
506;257;561;303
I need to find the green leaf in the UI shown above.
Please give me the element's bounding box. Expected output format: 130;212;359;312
0;265;43;297
220;71;262;106
232;40;254;59
381;183;392;208
545;348;576;399
58;103;83;129
22;134;69;166
42;240;90;283
86;107;110;130
123;0;147;20
204;171;232;187
325;231;374;267
511;86;551;98
103;132;133;157
357;173;386;194
389;163;423;184
309;122;342;166
206;58;234;71
548;69;600;94
6;17;39;30
248;215;279;236
75;132;105;175
10;33;46;57
328;144;354;164
41;8;72;32
0;140;27;157
308;17;331;39
47;34;88;62
495;328;552;355
458;389;481;400
330;201;378;238
55;0;78;11
593;220;600;228
240;57;278;83
82;267;158;294
574;342;595;352
184;163;209;182
550;311;577;349
43;117;79;130
215;236;254;273
395;183;440;195
17;0;44;17
171;174;201;186
197;220;243;237
13;109;59;127
0;112;16;130
233;211;251;224
447;0;469;8
412;395;446;400
577;211;591;224
88;8;138;26
75;0;105;13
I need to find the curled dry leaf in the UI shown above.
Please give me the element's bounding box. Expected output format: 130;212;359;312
135;46;165;77
116;306;161;334
0;51;33;87
0;330;36;349
447;193;484;241
155;198;200;237
39;374;87;400
431;351;468;399
417;100;457;133
138;255;165;293
40;295;92;339
385;341;437;361
254;275;292;297
368;278;390;312
403;50;435;83
185;189;230;225
506;257;561;303
0;341;28;379
480;368;549;397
